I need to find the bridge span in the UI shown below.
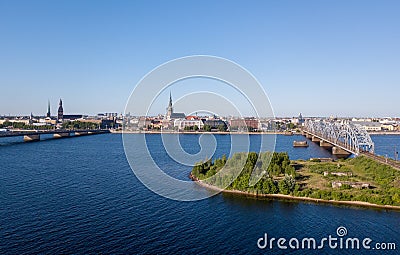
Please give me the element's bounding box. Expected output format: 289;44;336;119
0;129;110;142
302;120;375;158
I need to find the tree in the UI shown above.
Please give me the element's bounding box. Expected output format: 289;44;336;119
203;125;211;132
262;178;278;194
278;179;290;195
287;123;296;130
218;124;227;132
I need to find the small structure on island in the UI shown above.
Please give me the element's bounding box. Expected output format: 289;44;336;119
324;172;353;177
310;158;334;162
332;181;370;189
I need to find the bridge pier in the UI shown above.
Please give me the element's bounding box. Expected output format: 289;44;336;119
332;147;351;158
305;133;313;139
53;133;70;138
320;140;333;149
75;131;88;136
311;136;321;142
23;134;40;142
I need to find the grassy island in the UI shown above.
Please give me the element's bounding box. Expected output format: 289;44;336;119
190;152;400;208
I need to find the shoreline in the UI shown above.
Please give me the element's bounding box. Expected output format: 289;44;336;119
112;130;400;135
112;130;290;135
189;174;400;211
369;131;400;135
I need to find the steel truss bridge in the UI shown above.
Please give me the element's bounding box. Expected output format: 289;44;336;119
303;120;375;156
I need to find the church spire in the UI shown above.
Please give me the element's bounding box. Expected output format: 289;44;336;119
166;92;173;119
47;100;51;118
57;98;64;121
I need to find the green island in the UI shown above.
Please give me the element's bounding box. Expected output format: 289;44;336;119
190;152;400;208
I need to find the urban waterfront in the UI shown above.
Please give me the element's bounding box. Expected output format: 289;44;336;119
1;134;399;254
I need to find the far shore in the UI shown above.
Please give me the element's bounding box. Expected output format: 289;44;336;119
111;130;290;135
191;176;400;211
369;131;400;135
111;130;400;135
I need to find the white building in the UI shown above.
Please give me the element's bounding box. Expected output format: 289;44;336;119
381;123;397;131
351;121;381;131
174;119;204;130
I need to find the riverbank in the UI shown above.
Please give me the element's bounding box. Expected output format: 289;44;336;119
190;174;400;211
369;131;400;135
112;130;400;135
112;130;293;135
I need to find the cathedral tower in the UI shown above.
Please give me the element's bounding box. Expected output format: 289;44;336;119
57;99;64;121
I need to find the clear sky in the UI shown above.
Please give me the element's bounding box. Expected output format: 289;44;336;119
0;0;399;117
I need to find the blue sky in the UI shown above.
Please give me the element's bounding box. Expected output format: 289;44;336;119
0;0;399;117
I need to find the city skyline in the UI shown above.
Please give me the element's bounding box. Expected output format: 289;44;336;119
1;94;399;120
0;1;399;117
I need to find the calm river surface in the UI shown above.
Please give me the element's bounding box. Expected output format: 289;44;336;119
1;134;399;254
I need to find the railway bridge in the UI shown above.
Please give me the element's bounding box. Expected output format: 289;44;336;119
302;120;375;158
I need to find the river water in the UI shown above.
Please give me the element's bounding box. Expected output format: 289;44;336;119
0;134;399;254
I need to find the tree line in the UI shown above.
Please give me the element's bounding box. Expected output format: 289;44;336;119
191;153;400;206
191;151;299;195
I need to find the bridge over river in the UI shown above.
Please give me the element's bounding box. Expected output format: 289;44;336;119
302;120;400;169
0;129;110;142
302;120;375;158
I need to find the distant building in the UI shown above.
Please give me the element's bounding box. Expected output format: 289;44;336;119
165;92;185;120
151;119;163;129
57;99;64;121
204;119;227;130
98;113;118;118
101;119;117;129
63;115;84;121
186;115;199;120
174;119;204;130
40;117;57;125
138;117;152;130
381;123;397;131
351;121;381;132
298;113;305;125
229;117;259;131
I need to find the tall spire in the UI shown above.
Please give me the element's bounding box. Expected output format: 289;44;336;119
166;92;173;119
57;98;64;121
47;100;51;118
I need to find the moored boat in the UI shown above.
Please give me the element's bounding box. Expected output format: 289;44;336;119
293;140;308;147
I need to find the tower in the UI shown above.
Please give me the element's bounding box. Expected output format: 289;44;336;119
166;92;173;119
298;113;304;125
46;100;51;118
57;99;64;121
